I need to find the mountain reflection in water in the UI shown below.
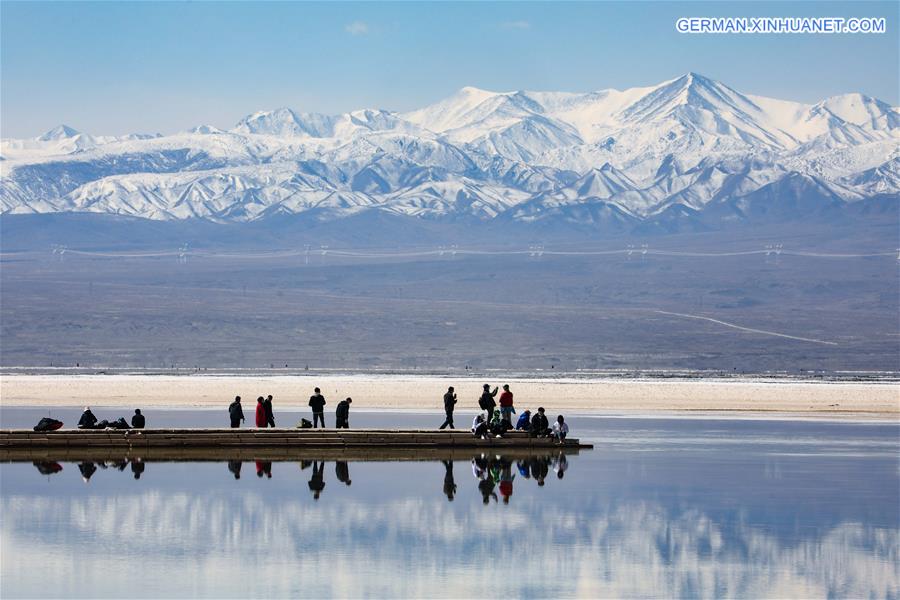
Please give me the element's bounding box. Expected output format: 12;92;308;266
3;417;898;599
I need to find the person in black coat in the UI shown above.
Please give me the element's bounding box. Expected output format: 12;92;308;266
131;409;145;429
530;407;550;437
439;386;457;429
335;398;352;429
228;396;245;428
78;407;98;429
263;395;275;428
309;388;326;428
478;384;498;421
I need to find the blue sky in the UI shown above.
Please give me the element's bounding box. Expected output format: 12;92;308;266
2;1;897;137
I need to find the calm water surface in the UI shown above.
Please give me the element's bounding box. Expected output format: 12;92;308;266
1;409;898;598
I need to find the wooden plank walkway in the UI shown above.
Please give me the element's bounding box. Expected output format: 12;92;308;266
0;429;592;456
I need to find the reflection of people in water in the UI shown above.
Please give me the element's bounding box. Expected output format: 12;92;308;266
553;452;568;479
307;461;326;500
78;461;97;482
228;460;242;480
530;456;550;486
478;476;497;504
499;460;515;504
517;460;531;479
335;461;351;486
471;456;488;479
442;460;456;501
473;456;498;504
33;461;63;476
131;458;145;480
255;461;273;479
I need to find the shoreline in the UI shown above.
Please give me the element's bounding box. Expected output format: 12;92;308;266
2;367;898;384
1;374;897;419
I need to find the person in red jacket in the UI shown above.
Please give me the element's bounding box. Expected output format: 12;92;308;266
498;384;514;428
255;396;267;428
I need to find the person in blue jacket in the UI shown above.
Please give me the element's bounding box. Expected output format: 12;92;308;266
515;410;532;431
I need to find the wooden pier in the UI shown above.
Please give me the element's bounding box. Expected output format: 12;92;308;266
0;428;592;461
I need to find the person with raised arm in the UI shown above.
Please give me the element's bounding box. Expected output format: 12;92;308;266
439;386;457;429
478;384;498;422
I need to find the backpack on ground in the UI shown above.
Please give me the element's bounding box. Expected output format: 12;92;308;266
33;418;64;432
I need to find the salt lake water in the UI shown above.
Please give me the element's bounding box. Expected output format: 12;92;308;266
1;409;897;598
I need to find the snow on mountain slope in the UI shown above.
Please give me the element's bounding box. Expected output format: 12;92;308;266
1;73;897;228
233;107;423;139
1;125;161;161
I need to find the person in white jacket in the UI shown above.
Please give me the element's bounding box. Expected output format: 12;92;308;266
472;414;488;439
551;415;569;444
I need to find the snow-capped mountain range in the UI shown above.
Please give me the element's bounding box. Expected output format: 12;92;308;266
2;73;897;230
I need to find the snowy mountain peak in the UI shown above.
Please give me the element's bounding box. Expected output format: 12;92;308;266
810;93;898;128
2;73;897;228
189;125;225;135
38;125;80;141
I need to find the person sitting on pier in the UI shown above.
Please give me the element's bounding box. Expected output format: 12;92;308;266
515;410;532;431
335;397;352;429
530;407;550;437
551;415;569;444
489;409;507;437
131;409;145;429
78;407;98;429
229;396;245;428
478;384;498;422
472;414;488;439
263;395;276;428
255;397;267;428
309;387;326;428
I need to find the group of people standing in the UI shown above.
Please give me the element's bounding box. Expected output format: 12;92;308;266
227;389;353;429
440;383;570;444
